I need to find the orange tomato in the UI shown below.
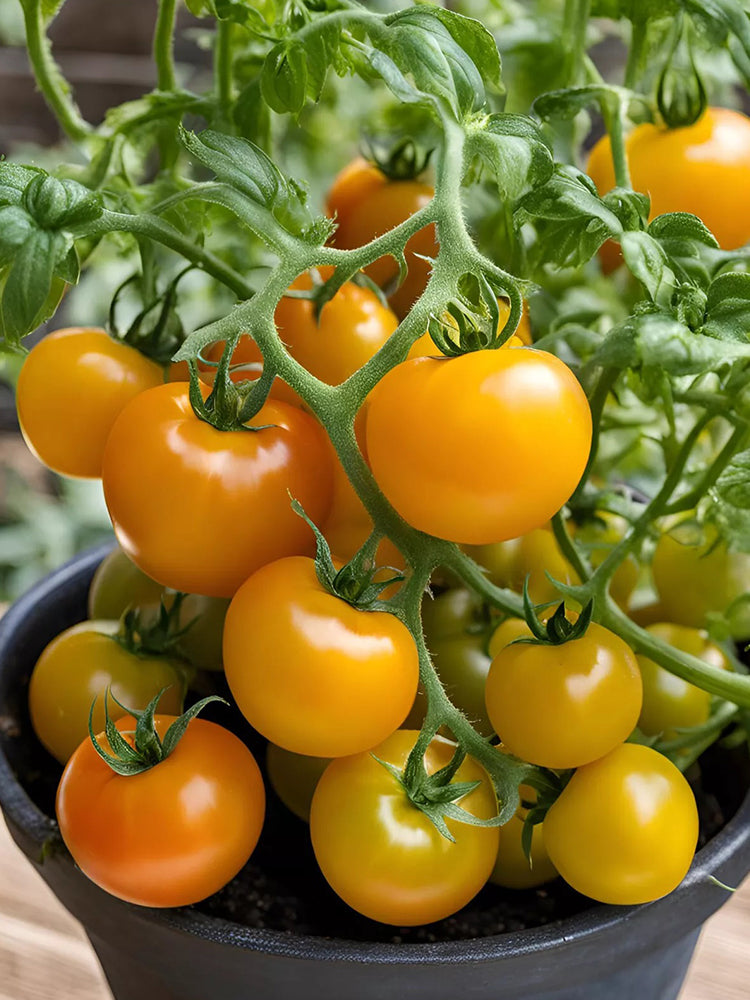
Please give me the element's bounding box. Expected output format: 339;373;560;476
102;382;333;597
16;328;163;478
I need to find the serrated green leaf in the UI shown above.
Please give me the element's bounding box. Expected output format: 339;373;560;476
703;272;750;342
649;212;719;249
602;188;650;232
682;0;750;68
711;450;750;552
471;114;553;201
621;231;677;305
1;231;60;339
534;83;646;122
261;41;309;114
0;207;34;268
0;163;45;209
637;314;750;373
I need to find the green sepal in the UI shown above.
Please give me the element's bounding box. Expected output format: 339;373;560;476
114;592;194;660
187;343;277;433
361;136;434;181
516;581;594;646
109;266;193;367
88;688;229;777
291;497;405;609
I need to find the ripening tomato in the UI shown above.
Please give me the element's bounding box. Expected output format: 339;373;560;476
468;527;579;607
88;546;164;620
56;714;265;907
327;160;437;318
29;621;185;764
587;108;750;250
488;617;532;659
266;743;330;822
637;623;729;738
223;556;419;757
490;784;557;890
310;730;499;925
16;328;163;479
485;622;642;768
544;743;699;905
102;382;333;598
652;520;750;638
366;350;592;545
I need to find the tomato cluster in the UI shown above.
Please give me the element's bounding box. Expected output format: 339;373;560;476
17;152;718;929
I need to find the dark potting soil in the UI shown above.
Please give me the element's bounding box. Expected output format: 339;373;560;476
5;658;748;947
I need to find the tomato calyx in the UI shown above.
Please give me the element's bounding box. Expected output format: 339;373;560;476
113;593;193;661
109;267;193;367
657;16;707;130
187;343;277;432
293;498;405;609
520;583;594;646
88;688;228;777
363;136;434;182
428;272;517;356
375;743;496;842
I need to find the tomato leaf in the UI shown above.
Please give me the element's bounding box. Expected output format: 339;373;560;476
620;231;677;306
179;127;330;242
518;165;623;268
0;230;66;342
709;451;750;554
0;163;45;209
470;114;554;201
703;273;750;342
0;207;34;269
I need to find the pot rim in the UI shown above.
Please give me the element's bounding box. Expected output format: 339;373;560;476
1;544;748;966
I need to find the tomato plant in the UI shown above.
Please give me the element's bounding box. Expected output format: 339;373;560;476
310;730;500;925
8;0;750;925
56;698;265;907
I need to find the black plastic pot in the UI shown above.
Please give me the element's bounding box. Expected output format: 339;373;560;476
1;548;749;1000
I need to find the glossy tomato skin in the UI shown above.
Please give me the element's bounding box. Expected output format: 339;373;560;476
310;730;499;925
327;160;437;318
56;715;265;907
16;328;163;479
29;622;184;764
266;743;330;822
637;623;729;738
587;108;750;250
468;527;579;606
102;383;333;598
223;556;419;757
544;743;699;905
485;622;642;769
652;522;750;638
366;350;592;545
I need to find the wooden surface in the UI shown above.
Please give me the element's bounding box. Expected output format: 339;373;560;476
0;817;747;1000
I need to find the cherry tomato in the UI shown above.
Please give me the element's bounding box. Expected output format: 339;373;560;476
366;350;592;545
637;623;729;738
29;622;185;764
588;108;750;250
544;743;699;904
488;617;532;659
422;588;486;642
327;160;437;318
56;714;265;907
16;328;163;479
223;555;419;757
485;622;642;768
490;784;557;890
102;382;333;598
652;521;750;638
266;743;330;822
310;730;499;925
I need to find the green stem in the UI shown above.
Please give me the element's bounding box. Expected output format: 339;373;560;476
214;20;234;121
154;0;178;91
603;95;632;189
562;0;592;86
664;424;749;516
624;17;649;91
21;0;92;143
